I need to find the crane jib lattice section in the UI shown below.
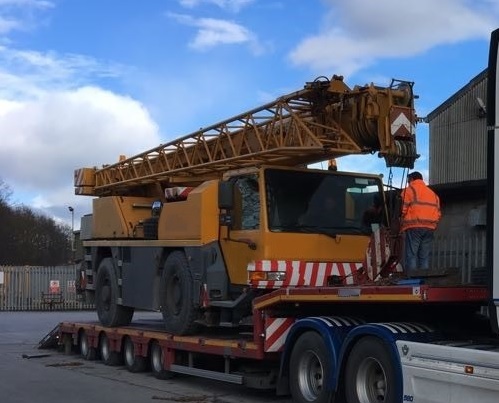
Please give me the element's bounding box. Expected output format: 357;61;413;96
75;76;417;196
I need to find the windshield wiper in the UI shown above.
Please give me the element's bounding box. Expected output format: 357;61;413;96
272;224;370;237
273;224;338;238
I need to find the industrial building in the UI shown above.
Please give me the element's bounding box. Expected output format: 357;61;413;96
427;69;487;282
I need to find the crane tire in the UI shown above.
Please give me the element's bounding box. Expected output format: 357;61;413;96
160;251;200;335
95;258;134;327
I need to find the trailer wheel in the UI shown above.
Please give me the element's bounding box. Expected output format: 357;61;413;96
160;251;200;335
345;336;397;403
79;330;96;360
123;336;147;373
95;258;134;327
289;331;334;403
62;333;73;355
150;340;175;380
99;333;122;366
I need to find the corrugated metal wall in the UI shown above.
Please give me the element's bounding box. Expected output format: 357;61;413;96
429;73;487;185
431;232;486;284
0;265;94;311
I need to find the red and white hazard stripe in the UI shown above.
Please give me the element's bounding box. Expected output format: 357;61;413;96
264;317;295;352
363;228;403;281
164;186;193;201
248;260;363;289
364;228;390;280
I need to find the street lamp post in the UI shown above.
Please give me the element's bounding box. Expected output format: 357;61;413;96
68;206;74;264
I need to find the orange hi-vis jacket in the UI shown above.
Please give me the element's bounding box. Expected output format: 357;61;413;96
401;179;441;231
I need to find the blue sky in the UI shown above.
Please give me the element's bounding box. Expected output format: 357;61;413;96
0;0;498;228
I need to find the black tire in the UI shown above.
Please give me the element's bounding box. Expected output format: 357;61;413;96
123;337;147;373
150;340;175;380
95;258;134;327
99;333;122;366
160;251;200;335
289;331;335;403
62;334;72;355
345;336;398;403
79;330;97;360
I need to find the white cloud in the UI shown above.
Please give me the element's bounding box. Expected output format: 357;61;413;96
0;86;161;224
190;18;250;48
0;45;150;202
0;16;20;33
179;0;254;13
0;86;160;190
0;97;21;115
0;0;53;7
168;12;264;54
0;2;159;225
0;46;125;100
0;0;53;35
289;0;499;75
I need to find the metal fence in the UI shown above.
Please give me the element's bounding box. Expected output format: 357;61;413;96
430;232;487;284
0;233;487;310
0;265;94;311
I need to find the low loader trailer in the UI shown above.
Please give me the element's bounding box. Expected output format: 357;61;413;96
55;282;496;403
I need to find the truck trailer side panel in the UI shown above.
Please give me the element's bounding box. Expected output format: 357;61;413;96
400;340;499;403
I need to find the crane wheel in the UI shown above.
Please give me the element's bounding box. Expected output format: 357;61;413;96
160;251;200;335
95;258;134;327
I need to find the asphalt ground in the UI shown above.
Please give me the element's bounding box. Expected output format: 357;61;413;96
0;311;291;403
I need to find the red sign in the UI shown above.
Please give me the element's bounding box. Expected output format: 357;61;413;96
49;280;60;293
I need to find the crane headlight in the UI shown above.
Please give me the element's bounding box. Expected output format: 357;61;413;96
249;271;286;282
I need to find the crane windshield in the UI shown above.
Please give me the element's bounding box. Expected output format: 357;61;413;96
265;168;384;236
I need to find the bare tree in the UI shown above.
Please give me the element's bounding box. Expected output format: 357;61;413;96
0;179;12;203
0;178;72;265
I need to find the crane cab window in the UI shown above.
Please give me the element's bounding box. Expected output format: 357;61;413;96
232;175;260;230
265;168;383;235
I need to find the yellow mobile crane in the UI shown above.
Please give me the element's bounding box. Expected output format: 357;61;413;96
64;71;494;403
75;75;418;334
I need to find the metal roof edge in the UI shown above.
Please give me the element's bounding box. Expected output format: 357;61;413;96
426;69;488;122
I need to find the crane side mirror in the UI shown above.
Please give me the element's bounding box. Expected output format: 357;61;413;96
151;200;162;217
219;181;234;227
218;181;234;210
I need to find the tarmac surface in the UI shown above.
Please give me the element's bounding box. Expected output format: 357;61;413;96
0;311;291;403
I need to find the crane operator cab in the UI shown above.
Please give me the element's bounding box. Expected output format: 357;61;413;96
220;166;387;239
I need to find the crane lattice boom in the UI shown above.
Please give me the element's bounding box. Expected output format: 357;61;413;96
75;75;417;196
